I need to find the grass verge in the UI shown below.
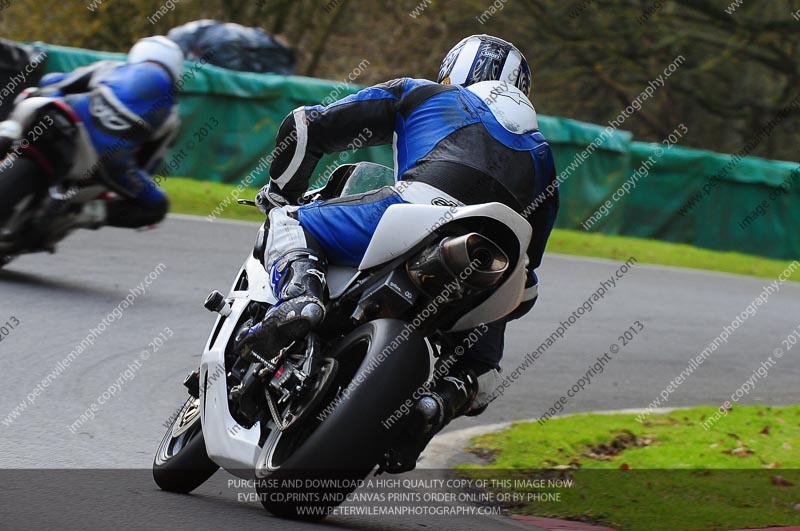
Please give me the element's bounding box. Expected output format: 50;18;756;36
459;405;800;531
547;229;797;281
162;176;266;223
162;177;798;281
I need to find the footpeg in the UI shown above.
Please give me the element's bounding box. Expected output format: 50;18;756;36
204;290;231;316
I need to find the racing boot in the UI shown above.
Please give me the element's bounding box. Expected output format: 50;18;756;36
382;360;499;473
21;198;106;251
240;249;327;357
71;200;107;230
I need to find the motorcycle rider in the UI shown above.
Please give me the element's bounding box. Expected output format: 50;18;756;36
244;35;558;471
0;36;183;230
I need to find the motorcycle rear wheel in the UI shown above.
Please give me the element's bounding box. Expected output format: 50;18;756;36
254;319;430;519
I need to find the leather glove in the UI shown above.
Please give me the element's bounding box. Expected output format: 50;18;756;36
255;182;290;215
0;120;23;141
0;120;22;156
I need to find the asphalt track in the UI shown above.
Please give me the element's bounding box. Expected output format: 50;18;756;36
1;215;798;530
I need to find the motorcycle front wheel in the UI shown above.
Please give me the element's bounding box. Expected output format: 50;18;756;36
152;396;219;493
0;156;46;225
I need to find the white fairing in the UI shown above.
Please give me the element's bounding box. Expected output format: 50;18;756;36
200;297;262;475
243;253;277;304
466;81;538;134
200;255;273;473
200;254;357;472
360;202;531;332
201;202;530;471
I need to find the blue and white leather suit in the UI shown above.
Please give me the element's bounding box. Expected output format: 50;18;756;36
264;77;559;372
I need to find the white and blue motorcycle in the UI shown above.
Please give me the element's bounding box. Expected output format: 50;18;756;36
152;162;531;519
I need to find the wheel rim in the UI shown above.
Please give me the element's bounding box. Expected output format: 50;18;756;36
255;337;371;477
155;397;202;465
173;397;201;437
258;427;285;475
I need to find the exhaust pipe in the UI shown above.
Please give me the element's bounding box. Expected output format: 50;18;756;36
406;232;509;298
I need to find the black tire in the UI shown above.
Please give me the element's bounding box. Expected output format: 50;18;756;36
0;156;47;225
255;319;430;519
153;396;219;493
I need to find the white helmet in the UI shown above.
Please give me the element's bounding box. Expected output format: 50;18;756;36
128;36;184;81
438;35;531;97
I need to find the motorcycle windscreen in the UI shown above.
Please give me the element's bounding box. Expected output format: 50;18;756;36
339;162;395;196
